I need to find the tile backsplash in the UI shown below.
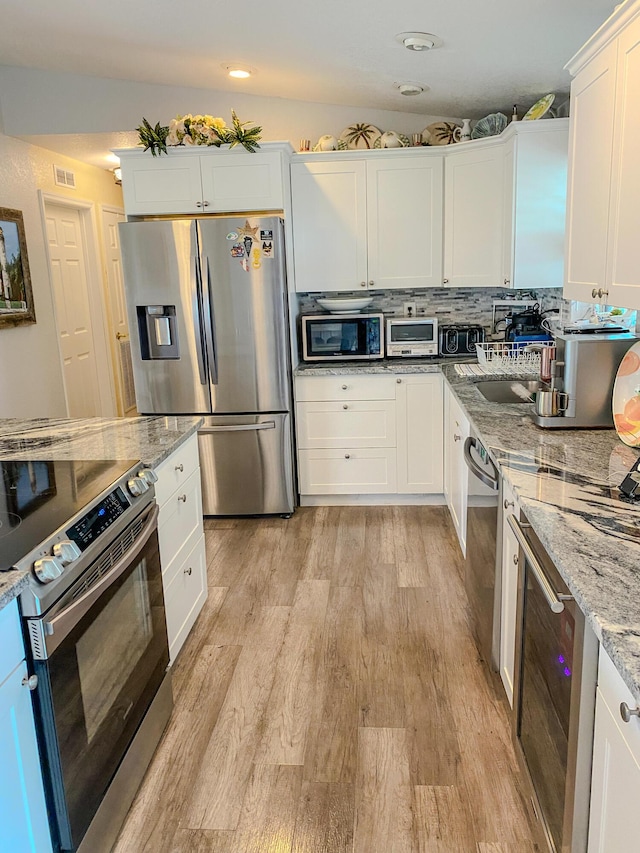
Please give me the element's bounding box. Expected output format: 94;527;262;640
297;287;568;337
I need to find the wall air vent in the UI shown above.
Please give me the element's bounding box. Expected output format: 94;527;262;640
53;165;76;189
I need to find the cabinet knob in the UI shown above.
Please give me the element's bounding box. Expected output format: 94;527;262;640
360;281;367;288
443;278;449;284
620;702;640;723
504;498;514;510
513;554;519;566
504;278;510;286
178;493;187;503
202;201;210;208
396;378;402;384
184;566;193;576
454;434;462;442
602;289;609;299
343;404;348;409
368;280;375;288
342;384;348;390
175;463;184;472
22;674;38;691
196;202;203;208
592;288;599;298
345;453;350;459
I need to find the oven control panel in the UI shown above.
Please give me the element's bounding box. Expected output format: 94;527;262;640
66;487;131;551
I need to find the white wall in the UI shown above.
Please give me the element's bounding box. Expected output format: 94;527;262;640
0;132;123;418
0;66;459;147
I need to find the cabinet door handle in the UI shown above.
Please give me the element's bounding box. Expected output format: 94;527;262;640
196;201;203;208
513;554;519;565
369;280;375;288
360;281;367;288
504;278;510;286
454;434;462;442
202;201;210;208
178;494;187;503
344;454;350;459
343;404;348;409
396;378;402;384
22;674;38;691
504;498;514;510
342;384;348;390
620;702;640;723
184;566;193;576
175;463;184;472
443;278;449;284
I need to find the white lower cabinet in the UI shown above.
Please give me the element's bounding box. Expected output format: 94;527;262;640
0;601;52;853
443;384;470;555
588;646;640;851
295;373;443;498
154;434;207;662
499;478;520;707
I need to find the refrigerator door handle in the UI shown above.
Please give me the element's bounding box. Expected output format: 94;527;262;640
191;254;207;386
200;421;276;434
202;256;219;385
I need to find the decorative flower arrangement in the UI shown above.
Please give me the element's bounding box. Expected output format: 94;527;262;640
136;110;262;156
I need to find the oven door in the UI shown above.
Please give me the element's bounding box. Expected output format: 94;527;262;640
30;501;169;852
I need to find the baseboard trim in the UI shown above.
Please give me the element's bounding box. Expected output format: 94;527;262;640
299;494;446;506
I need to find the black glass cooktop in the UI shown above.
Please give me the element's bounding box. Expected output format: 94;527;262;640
0;459;138;571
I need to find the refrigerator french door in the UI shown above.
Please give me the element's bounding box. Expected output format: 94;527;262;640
120;216;295;515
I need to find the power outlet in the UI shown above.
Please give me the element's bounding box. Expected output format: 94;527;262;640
403;301;417;318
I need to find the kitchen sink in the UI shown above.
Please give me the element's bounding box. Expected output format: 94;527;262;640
474;379;540;404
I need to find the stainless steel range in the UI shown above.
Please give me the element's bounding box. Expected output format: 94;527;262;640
1;458;172;853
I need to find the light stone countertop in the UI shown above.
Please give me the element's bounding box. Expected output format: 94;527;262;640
0;415;203;610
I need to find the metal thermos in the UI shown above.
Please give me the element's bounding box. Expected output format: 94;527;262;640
539;345;556;383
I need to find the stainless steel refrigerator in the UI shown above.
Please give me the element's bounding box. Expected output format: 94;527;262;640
119;215;295;516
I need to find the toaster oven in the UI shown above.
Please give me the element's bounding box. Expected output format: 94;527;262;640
386;317;438;357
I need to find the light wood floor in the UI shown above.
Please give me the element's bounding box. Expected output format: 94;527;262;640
114;506;544;853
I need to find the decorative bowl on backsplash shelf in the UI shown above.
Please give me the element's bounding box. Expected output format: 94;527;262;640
316;297;374;314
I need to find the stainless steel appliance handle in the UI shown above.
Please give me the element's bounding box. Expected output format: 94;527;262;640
202;256;219;385
44;503;160;644
199;421;276;434
463;436;499;490
191;255;207;386
507;515;573;614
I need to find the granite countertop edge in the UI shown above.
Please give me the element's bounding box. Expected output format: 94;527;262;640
0;415;204;610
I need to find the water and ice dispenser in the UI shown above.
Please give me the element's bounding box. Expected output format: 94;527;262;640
137;305;180;359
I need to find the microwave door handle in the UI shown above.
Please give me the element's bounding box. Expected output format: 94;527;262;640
42;503;160;655
191;255;207;386
202;256;218;385
507;515;573;613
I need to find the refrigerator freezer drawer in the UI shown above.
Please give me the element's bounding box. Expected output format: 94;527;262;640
198;414;295;515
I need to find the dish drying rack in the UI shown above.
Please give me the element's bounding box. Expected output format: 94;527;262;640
473;341;554;375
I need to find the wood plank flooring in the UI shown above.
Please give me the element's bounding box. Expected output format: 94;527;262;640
113;506;544;853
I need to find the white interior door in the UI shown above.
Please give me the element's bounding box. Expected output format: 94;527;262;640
102;208;136;415
45;203;101;417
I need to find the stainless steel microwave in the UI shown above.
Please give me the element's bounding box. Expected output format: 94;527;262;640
301;313;384;361
386;317;438;357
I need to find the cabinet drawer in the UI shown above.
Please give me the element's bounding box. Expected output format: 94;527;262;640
164;535;207;662
296;400;396;448
298;447;397;494
158;468;203;575
154;434;200;506
296;375;396;402
0;600;23;686
598;645;640;751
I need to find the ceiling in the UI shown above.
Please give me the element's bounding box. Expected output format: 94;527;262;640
0;0;616;170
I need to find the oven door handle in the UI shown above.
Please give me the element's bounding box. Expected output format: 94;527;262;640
44;503;160;648
507;515;573;614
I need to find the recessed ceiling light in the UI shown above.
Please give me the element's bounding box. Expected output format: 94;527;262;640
223;64;255;79
395;32;443;51
394;82;427;96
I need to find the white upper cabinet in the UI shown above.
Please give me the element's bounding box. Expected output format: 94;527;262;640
565;1;640;308
443;144;504;288
503;121;569;290
115;144;289;217
291;152;444;293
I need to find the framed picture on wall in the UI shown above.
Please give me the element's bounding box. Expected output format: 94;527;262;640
0;207;36;328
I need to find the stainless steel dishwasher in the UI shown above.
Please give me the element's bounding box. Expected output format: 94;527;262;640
463;430;501;670
508;512;598;853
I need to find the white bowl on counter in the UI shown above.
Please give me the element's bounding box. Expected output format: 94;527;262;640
316;297;374;314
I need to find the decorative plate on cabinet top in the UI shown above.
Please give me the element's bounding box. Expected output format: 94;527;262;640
470;113;508;139
339;124;382;149
522;94;555;121
612;341;640;446
316;297;374;314
422;121;460;145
